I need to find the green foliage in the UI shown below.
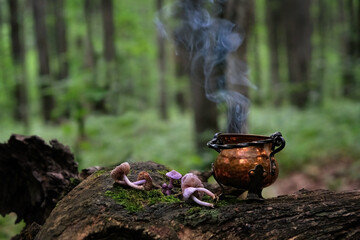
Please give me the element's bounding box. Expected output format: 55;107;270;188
105;185;181;212
249;100;360;173
0;214;25;240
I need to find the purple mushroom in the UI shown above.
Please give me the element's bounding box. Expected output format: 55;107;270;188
110;162;145;190
166;170;182;188
162;170;182;195
181;173;215;208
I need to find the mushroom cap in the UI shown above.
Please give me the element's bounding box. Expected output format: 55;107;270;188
137;171;153;191
166;170;182;180
110;162;130;181
181;173;203;191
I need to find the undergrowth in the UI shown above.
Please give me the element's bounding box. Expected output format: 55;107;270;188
1;100;358;175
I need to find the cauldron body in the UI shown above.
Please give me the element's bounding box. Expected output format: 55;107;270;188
208;132;285;200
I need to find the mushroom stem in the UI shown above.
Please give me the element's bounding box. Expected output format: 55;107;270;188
123;175;144;190
191;195;214;208
168;179;174;189
133;179;146;185
195;187;216;199
115;179;146;186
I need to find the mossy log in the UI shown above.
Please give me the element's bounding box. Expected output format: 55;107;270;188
34;162;360;240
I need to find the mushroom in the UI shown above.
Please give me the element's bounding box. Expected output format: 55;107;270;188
162;170;182;195
110;162;144;190
136;171;153;191
166;170;182;189
181;173;216;208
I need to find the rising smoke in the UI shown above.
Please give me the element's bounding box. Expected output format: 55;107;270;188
156;0;251;133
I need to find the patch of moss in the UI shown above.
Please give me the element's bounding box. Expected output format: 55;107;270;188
184;208;221;227
105;186;181;212
93;169;108;178
156;169;169;182
216;196;243;207
187;207;202;215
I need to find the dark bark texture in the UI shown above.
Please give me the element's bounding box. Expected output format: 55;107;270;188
0;134;78;225
35;163;359;240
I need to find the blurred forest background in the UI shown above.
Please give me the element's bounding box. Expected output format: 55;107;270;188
0;0;360;238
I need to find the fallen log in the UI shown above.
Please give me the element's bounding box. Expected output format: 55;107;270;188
35;162;360;240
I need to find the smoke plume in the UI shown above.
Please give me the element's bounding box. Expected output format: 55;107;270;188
156;0;251;133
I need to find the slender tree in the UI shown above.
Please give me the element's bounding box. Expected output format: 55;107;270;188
48;0;69;118
156;0;168;120
266;0;284;105
99;0;117;113
173;0;219;153
84;0;97;70
282;0;312;108
223;0;255;133
31;0;54;122
8;0;28;127
343;0;360;99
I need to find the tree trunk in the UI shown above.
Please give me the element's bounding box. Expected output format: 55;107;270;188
31;0;54;122
52;0;69;118
281;0;312;108
266;0;284;105
156;0;168;120
190;71;219;153
224;0;254;133
8;0;29;127
343;0;360;99
32;163;360;240
84;0;97;70
99;0;117;113
101;0;116;63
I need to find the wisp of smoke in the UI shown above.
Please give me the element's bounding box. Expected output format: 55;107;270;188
155;0;252;133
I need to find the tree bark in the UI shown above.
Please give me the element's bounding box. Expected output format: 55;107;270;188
31;0;54;122
223;0;254;133
157;0;168;120
343;0;360;99
48;0;70;120
266;0;284;105
0;134;79;225
8;0;29;127
33;162;360;240
99;0;117;113
281;0;312;108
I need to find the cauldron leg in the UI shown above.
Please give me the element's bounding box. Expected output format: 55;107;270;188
246;165;265;202
212;163;225;198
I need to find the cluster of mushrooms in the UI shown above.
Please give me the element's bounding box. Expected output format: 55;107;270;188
110;162;216;208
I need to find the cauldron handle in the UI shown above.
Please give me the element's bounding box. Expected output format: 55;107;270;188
207;132;222;153
269;132;286;176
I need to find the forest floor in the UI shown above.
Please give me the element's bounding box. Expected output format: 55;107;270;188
270;157;360;196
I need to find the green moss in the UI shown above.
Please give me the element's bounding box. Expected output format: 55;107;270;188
187;207;202;215
105;185;181;212
156;169;169;182
216;196;243;207
93;169;108;178
184;208;221;227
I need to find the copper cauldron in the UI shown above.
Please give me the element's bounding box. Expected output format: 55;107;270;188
208;132;285;201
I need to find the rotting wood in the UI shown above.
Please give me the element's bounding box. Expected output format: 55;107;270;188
0;134;79;225
35;162;360;240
